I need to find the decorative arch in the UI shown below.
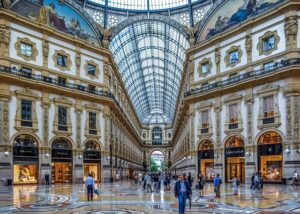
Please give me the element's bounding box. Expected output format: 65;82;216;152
196;137;215;151
83;139;102;151
222;134;246;148
254;129;285;146
11;0;103;46
10;131;42;147
198;139;214;150
195;0;284;43
49;136;74;149
110;14;190;40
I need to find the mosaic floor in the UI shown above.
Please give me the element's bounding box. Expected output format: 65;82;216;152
0;181;300;214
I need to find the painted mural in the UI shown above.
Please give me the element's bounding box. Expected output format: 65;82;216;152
199;0;284;41
11;0;99;46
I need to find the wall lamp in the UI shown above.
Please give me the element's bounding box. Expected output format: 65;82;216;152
4;151;9;158
285;148;291;155
245;152;251;157
296;149;300;154
78;155;83;159
214;152;219;158
45;153;49;158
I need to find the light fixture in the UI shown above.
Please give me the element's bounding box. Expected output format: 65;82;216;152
214;152;219;158
296;149;300;154
45;153;49;158
4;151;9;158
245;152;251;157
285;148;291;155
78;155;83;159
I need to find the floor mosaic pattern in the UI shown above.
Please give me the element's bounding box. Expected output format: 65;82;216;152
0;181;300;213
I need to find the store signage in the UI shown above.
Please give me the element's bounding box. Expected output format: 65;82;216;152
13;146;38;157
225;147;245;157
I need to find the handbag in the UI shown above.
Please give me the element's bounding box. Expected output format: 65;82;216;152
94;188;100;196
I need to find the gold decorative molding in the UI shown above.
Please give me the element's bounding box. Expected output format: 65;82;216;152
257;31;280;56
197;58;212;78
52;49;72;71
225;45;243;68
15;37;38;61
84;60;100;80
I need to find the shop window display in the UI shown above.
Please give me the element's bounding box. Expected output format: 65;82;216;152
198;140;214;180
83;141;101;182
258;131;283;182
14;165;38;184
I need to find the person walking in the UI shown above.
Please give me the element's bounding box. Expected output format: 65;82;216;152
45;171;50;186
232;175;239;195
254;173;260;191
213;173;222;198
145;173;153;193
174;175;192;214
85;173;95;201
138;172;143;185
187;172;193;189
292;170;299;186
250;173;255;190
198;171;206;197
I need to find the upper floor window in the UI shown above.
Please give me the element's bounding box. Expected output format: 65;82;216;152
89;84;96;93
58;76;66;87
20;43;32;57
229;50;239;64
229;104;238;124
201;110;209;128
152;127;162;145
89;112;97;130
263;61;274;71
57;54;67;67
263;35;275;52
263;95;274;118
21;99;32;127
201;62;209;74
87;64;96;76
58;106;67;131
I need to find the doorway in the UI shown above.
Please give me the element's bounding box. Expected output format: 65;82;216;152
226;157;245;183
52;162;72;183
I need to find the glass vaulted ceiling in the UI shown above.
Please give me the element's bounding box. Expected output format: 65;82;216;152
109;20;189;125
90;0;200;10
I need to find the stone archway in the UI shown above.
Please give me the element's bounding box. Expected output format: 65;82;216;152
150;150;165;172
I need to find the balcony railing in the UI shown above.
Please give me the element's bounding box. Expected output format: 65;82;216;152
0;65;139;140
185;58;300;97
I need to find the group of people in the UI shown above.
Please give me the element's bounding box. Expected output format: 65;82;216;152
142;172;172;192
250;172;264;190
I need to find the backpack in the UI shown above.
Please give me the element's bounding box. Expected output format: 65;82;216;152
236;179;240;186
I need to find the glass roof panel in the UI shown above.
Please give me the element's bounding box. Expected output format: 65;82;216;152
89;0;201;10
109;20;189;125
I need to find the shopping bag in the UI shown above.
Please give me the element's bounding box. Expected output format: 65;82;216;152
94;188;100;196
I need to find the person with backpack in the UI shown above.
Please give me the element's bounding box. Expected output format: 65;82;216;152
232;175;239;195
213;173;222;198
198;171;206;197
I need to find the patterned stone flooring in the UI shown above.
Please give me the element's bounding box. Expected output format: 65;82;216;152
0;181;300;213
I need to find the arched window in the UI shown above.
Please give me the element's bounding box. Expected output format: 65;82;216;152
258;131;282;145
84;140;101;160
84;140;100;151
225;136;244;148
52;137;72;159
199;140;214;151
13;134;38;157
152;127;162;145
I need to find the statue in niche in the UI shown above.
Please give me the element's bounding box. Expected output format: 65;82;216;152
285;16;298;46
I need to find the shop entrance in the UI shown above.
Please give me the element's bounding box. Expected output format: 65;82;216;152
52;162;72;183
13;134;39;184
257;131;283;183
198;140;214;180
225;136;245;183
51;137;73;183
83;140;101;182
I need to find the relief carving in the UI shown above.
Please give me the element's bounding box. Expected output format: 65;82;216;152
286;96;292;141
42;40;49;58
215;47;221;73
3;101;9;144
0;24;10;47
2;0;11;9
245;34;252;62
285;16;298;49
294;96;300;142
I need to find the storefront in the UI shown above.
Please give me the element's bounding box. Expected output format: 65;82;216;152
257;131;283;183
13;134;39;184
198;140;214;180
51;138;73;183
83;140;101;182
225;136;245;183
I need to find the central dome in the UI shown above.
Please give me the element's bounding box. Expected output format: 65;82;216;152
89;0;201;11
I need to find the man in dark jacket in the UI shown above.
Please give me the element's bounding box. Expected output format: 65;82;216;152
174;175;192;214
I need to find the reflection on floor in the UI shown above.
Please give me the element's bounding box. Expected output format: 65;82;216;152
0;181;300;213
